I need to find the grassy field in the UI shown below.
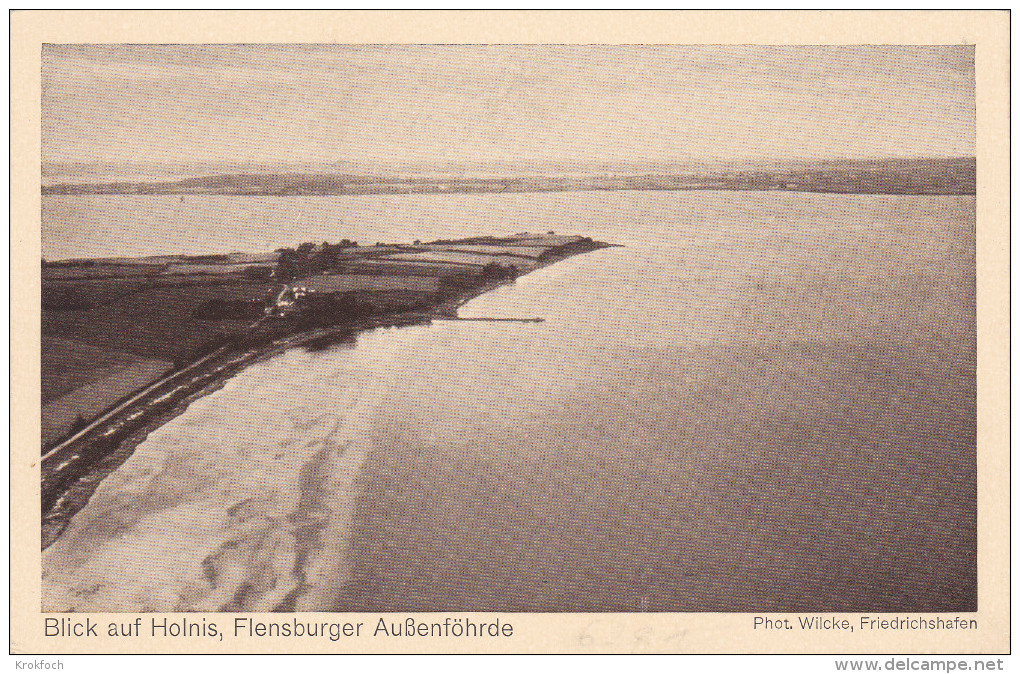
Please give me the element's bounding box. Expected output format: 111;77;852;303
41;274;275;446
165;262;274;275
430;244;549;258
43;278;153;311
389;251;539;270
297;273;442;293
42;358;172;446
224;251;280;264
44;263;162;280
504;234;584;246
42;280;275;363
41;336;157;403
345;259;474;277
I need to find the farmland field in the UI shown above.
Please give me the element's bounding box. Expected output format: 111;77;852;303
505;233;583;246
41;276;275;446
43;264;162;280
41;335;154;403
345;259;473;277
42;281;275;362
164;262;274;275
297;274;441;293
431;244;549;258
43;278;153;310
224;251;280;264
42;357;173;446
389;251;539;270
89;256;173;266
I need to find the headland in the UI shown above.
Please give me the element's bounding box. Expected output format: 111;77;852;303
40;232;613;548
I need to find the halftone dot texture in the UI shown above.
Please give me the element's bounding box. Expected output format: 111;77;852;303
42;45;973;168
41;45;975;613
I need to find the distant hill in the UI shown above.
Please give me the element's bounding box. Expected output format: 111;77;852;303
41;157;975;197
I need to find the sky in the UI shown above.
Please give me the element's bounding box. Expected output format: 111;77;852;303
41;44;975;169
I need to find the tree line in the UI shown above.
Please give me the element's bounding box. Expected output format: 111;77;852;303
275;240;358;282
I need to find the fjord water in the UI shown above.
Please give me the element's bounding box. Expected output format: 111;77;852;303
42;191;975;612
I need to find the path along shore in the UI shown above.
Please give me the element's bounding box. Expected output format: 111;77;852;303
40;240;612;551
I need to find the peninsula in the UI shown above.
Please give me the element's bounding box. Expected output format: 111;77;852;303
41;232;612;547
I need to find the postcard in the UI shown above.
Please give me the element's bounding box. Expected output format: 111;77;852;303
9;9;1010;659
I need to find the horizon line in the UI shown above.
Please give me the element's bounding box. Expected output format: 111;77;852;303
42;155;977;171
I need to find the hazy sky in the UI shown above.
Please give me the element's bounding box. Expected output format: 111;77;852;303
42;44;975;167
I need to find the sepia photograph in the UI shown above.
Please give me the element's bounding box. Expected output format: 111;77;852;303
10;9;1009;659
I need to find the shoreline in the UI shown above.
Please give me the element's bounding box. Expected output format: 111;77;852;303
40;239;614;549
40;156;977;198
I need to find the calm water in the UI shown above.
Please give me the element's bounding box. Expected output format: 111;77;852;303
41;191;976;612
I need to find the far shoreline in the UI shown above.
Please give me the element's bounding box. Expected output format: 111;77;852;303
40;157;976;198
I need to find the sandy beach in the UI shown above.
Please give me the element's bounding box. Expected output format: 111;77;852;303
42;329;414;612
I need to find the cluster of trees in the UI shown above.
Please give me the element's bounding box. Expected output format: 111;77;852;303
275;240;358;281
292;291;434;330
295;292;376;329
480;262;519;281
69;413;89;434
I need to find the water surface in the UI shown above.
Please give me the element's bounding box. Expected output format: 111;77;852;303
42;191;976;612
